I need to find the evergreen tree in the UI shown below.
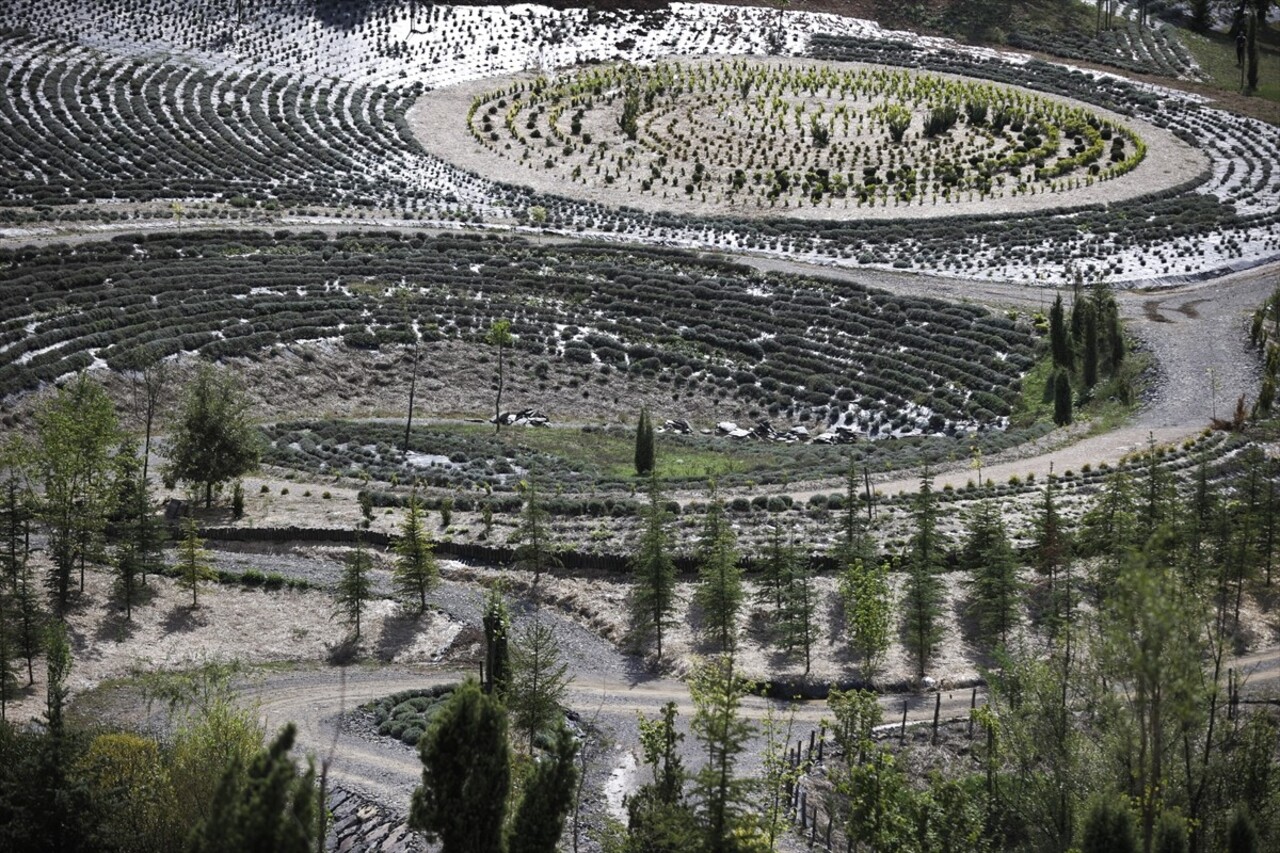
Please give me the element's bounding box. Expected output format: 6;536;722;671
635;409;656;476
1032;475;1073;640
1227;807;1259;853
778;533;817;676
903;468;945;679
482;585;510;697
508;724;579;853
690;655;757;852
834;455;873;567
508;616;572;753
0;586;15;722
112;538;144;622
1081;796;1138;853
410;679;511;853
513;477;558;584
44;620;71;739
1053;370;1073;426
0;475;32;587
189;723;319;853
755;522;794;613
1080;469;1137;602
1049;294;1073;371
638;701;685;806
1082;299;1099;388
12;557;42;686
164;362;260;508
839;558;892;679
393;494;438;613
694;484;742;653
334;537;374;639
961;489;1020;651
630;471;678;661
174;515;215;609
1154;812;1188;853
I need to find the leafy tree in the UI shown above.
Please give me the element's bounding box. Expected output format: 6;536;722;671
903;467;945;678
508;723;579;853
507;616;572;753
961;489;1020;651
334;537;374;639
393;494;438;613
1081;796;1138;853
1154;811;1188;853
690;655;758;852
1228;807;1259;853
638;701;685;807
635;409;656;476
174;515;215;609
410;679;510;853
189;722;318;853
34;374;120;608
630;471;678;661
839;557;891;679
514;478;558;584
695;485;742;654
78;731;177;851
487;319;513;434
164;363;260;508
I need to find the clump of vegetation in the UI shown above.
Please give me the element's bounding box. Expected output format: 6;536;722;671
365;684;458;746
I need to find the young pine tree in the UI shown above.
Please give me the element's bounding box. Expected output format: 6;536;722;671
513;478;558;585
334;537;374;640
507;616;572;754
961;489;1020;651
630;471;678;661
695;484;742;654
394;494;439;614
756;522;795;614
690;655;758;853
175;514;215;609
508;724;579;853
902;468;946;679
777;530;817;676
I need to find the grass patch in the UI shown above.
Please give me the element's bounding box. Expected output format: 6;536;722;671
1182;26;1280;104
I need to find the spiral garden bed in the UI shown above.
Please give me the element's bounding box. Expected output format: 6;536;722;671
0;1;1276;285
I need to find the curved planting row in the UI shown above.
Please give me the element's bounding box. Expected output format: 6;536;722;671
467;58;1143;215
0;230;1036;436
0;32;458;210
1009;12;1205;81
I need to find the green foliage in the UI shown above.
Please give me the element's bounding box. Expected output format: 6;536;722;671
486;319;513;434
483;585;511;698
1053;370;1073;426
34;374;120;608
775;526;817;676
635;409;656;476
961;490;1020;650
393;494;438;613
1228;807;1259;853
164;363;260;508
695;486;742;654
755;523;794;614
334;537;374;639
1081;796;1138;853
902;468;945;678
507;724;579;853
188;723;319;853
638;701;685;807
174;515;215;609
630;471;678;661
507;617;572;754
690;655;757;852
410;679;511;853
514;478;559;583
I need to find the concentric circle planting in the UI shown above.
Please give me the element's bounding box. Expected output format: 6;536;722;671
419;57;1197;222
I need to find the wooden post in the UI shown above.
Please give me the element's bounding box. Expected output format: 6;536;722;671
968;688;977;739
810;804;818;842
932;692;941;745
900;700;908;744
825;816;835;850
808;729;816;763
799;791;808;829
817;724;826;762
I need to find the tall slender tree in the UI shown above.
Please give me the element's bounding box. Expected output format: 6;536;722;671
903;467;945;679
634;409;656;476
174;514;215;609
334;537;374;640
507;616;572;754
630;471;678;661
961;488;1020;651
695;484;742;654
690;655;757;852
487;319;513;434
840;557;892;679
513;477;558;585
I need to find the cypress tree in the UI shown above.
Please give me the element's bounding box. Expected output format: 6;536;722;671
1049;294;1073;371
634;409;656;476
410;680;511;853
1053;370;1073;426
